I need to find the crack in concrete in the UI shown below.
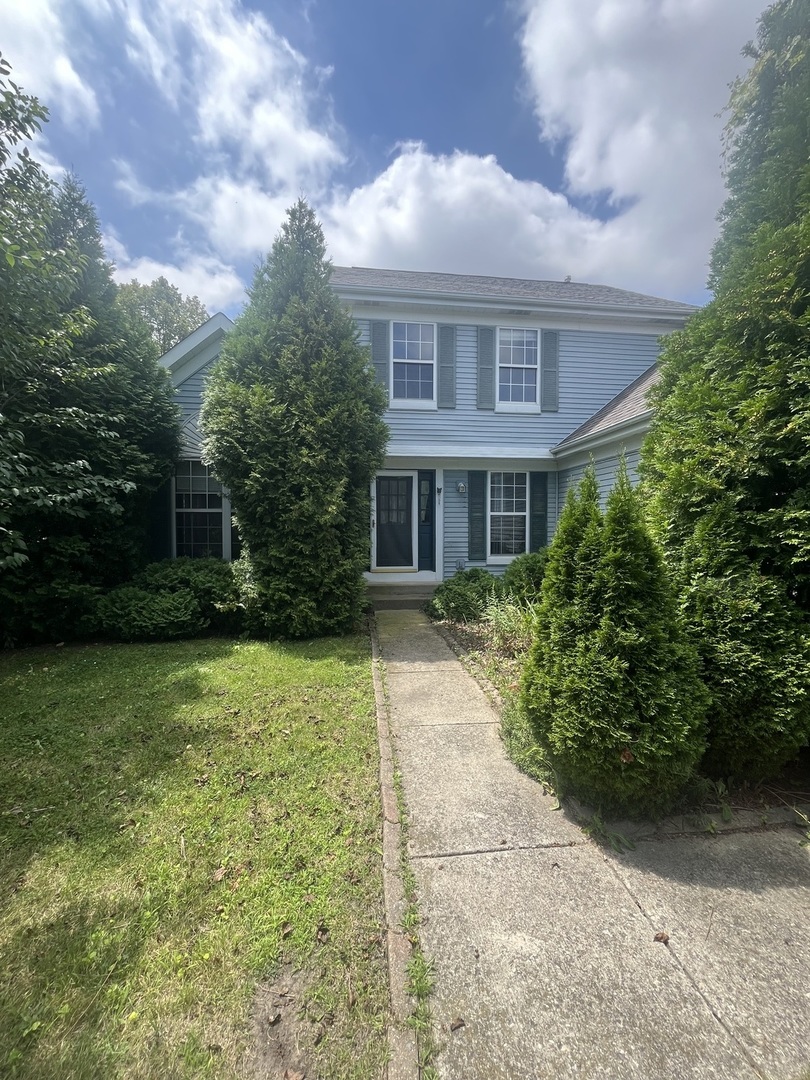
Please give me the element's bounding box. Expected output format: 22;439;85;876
603;855;768;1080
413;839;581;860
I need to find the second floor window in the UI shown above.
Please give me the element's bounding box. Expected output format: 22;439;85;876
392;322;435;401
498;328;538;404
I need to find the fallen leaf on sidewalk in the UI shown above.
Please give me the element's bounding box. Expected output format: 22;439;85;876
653;931;670;944
449;1017;466;1032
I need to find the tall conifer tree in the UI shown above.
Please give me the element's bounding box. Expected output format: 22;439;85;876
202;200;388;638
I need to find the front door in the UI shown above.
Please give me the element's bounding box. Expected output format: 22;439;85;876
375;475;414;568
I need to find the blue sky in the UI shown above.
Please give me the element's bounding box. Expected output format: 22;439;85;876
4;0;769;313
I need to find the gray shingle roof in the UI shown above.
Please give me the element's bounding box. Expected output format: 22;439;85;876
331;266;695;314
556;364;660;448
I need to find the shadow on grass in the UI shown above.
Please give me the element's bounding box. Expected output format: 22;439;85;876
0;638;237;902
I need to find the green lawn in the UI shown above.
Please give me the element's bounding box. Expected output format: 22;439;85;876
0;636;388;1078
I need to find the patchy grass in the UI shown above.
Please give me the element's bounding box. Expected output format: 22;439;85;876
0;636;387;1079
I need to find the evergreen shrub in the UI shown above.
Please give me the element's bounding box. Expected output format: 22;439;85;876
426;568;502;623
97;586;205;641
521;465;707;816
133;558;243;635
673;504;810;779
501;549;549;603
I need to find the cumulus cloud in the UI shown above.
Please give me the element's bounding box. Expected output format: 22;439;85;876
105;231;246;312
323;143;602;281
516;0;766;293
5;0;772;303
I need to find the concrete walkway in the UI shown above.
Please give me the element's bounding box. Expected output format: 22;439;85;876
376;609;810;1080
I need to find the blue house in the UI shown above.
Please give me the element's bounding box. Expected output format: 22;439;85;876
156;267;694;601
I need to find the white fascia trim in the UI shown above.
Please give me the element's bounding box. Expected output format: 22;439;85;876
385;443;555;460
160;312;234;376
552;415;651;461
334;286;696;326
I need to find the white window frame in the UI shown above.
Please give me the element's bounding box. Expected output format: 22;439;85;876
370;470;420;571
487;470;528;563
172;460;233;561
496;326;540;413
390;321;437;410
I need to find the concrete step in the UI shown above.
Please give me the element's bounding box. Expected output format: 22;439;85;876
368;584;437;610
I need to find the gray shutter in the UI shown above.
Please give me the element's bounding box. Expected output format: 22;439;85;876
370;321;390;392
541;330;559;412
468;471;487;561
529;472;548;552
477;327;495;410
437;324;456;408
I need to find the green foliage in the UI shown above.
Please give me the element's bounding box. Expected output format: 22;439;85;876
482;593;536;655
710;0;810;286
0;163;180;644
95;558;244;642
425;567;503;622
640;3;810;782
116;276;210;355
133;557;243;635
662;501;810;779
643;216;810;778
501;548;549;603
522;464;707;816
97;586;206;641
201;199;388;639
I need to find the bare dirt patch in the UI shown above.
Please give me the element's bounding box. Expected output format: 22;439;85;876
250;968;318;1080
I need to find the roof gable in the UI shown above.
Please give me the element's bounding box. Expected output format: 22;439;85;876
159;311;234;385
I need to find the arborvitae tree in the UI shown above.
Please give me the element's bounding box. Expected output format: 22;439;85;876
522;468;603;729
201;199;388;638
669;499;810;778
523;464;706;816
1;174;179;643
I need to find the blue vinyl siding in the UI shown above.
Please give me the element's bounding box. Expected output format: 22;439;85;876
443;471;470;578
359;322;661;451
557;448;641;511
175;363;214;424
442;467;553;579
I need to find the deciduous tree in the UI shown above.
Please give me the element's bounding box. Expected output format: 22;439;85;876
116;276;210;354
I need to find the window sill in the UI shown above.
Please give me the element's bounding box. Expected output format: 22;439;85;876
495;402;541;414
389;399;438;411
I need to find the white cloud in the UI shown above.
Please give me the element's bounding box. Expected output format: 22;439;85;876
517;0;767;293
1;0;100;130
105;232;246;312
323;143;603;281
109;0;343;190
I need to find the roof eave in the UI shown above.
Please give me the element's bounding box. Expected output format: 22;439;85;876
331;283;697;323
552;412;653;459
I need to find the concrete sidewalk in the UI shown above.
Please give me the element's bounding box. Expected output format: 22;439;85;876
376;609;810;1080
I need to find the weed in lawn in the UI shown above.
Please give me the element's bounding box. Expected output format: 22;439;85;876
0;636;387;1079
581;812;636;854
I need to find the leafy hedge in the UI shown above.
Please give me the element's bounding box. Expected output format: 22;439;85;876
501;549;548;603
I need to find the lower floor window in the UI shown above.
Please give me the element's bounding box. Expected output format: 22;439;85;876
489;471;527;557
174;461;227;558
